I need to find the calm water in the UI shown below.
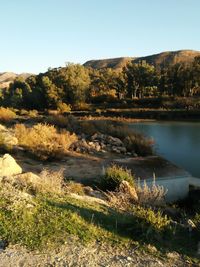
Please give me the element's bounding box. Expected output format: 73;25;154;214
130;121;200;178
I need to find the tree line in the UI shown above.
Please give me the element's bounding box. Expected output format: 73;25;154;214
0;56;200;110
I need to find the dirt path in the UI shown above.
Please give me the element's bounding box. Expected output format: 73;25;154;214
0;239;191;267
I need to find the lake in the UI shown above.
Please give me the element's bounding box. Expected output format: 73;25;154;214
130;121;200;178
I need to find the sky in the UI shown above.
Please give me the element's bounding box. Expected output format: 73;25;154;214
1;0;200;74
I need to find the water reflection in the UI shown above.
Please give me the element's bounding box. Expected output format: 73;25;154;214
130;122;200;178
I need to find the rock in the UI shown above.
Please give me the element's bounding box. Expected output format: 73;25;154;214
0;124;18;146
95;143;101;152
14;172;41;187
146;244;157;253
3;136;18;146
0;240;8;250
0;154;22;177
119;180;138;202
106;136;123;147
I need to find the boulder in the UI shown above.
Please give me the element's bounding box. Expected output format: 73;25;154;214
106;136;123;146
0;124;18;146
0;154;22;177
14;172;41;188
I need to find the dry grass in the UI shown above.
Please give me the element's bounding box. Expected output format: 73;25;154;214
38;169;64;194
136;175;167;207
0;107;16;122
47;114;80;132
14;123;78;160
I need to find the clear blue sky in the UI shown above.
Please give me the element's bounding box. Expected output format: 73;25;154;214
1;0;200;74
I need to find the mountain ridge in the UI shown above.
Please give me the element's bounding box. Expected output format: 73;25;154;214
83;49;200;70
0;72;32;89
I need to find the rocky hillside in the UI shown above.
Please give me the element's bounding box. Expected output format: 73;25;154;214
84;50;200;70
0;72;32;89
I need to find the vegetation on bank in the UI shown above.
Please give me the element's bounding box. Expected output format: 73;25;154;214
0;55;199;111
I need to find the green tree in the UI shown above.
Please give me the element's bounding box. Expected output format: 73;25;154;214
124;61;158;98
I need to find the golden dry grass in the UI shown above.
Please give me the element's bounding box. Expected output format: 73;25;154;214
14;123;77;160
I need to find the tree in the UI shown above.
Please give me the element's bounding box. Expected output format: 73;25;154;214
124;61;158;98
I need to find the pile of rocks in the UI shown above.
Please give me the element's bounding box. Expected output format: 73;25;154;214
70;133;132;155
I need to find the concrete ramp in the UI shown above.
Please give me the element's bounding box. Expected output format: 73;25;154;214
189;177;200;188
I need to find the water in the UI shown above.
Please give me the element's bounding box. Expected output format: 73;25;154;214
130;121;200;178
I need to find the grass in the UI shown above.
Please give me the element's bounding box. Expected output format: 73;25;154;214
0;173;199;264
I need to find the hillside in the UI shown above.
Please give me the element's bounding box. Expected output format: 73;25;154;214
83;57;134;70
84;50;200;70
0;72;32;89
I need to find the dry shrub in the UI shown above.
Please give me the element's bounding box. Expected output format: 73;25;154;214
136;175;167;206
57;102;71;114
38;169;64;194
0;107;16;122
28;110;38;118
105;181;138;210
80;121;97;135
65;181;85;195
73;102;91;111
14;123;77;160
47;114;69;128
47;114;80;132
106;174;167;210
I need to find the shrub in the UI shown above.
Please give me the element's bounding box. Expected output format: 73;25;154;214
80;121;97;135
28;109;38;118
0;107;16;122
14;123;77;160
57;102;71;114
47;114;80;132
136;175;167;207
73;102;91;111
65;181;85;195
47;114;69;128
101;164;134;191
132;206;171;235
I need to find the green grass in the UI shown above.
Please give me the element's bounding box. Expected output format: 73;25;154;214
0;190;199;264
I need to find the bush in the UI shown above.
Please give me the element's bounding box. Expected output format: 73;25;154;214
0;107;16;122
57;102;71;114
73;102;91;111
101;164;134;191
14;123;77;160
47;114;80;132
132;206;171;235
136;175;167;207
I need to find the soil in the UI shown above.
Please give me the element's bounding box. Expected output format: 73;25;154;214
0;238;193;267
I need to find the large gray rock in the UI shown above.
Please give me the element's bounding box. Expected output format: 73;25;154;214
0;154;22;177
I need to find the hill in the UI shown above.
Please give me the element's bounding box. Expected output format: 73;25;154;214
84;50;200;70
0;72;32;89
83;57;134;70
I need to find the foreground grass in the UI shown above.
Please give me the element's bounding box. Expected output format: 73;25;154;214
0;189;199;265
